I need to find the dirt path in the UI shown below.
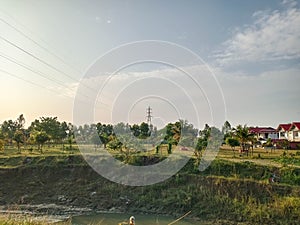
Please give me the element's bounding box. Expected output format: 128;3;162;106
223;157;300;168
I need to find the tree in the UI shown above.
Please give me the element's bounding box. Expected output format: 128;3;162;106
139;122;150;138
233;124;254;156
13;114;26;153
16;114;25;130
164;122;181;150
195;137;208;159
32;131;49;153
59;121;68;149
96;123;113;149
280;139;290;149
13;130;25;153
0;130;4;152
222;120;232;134
0;139;4;152
28;117;62;144
225;137;240;156
1;119;16;145
130;124;140;137
176;120;198;147
113;122;128;135
90;132;101;151
194;124;211;160
40;117;61;144
107;136;123;152
66;123;74;150
1;114;26;150
222;121;232;143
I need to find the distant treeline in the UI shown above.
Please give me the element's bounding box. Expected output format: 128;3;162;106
0;114;267;156
0;114;201;154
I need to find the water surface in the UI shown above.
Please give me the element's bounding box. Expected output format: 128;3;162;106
72;213;194;225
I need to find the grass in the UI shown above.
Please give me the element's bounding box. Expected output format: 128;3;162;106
0;214;71;225
217;145;300;167
0;144;300;224
0;144;80;157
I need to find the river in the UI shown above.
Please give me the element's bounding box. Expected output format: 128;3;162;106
71;213;195;225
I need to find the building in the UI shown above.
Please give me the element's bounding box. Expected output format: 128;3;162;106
276;122;300;149
249;127;278;141
289;122;300;142
277;124;292;140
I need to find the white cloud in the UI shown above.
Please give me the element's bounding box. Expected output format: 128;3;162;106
281;0;298;8
49;82;79;98
215;1;300;65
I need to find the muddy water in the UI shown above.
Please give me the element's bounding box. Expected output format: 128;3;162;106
72;213;195;225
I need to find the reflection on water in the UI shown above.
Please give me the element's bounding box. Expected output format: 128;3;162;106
72;213;194;225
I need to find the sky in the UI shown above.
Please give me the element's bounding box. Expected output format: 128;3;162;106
0;0;299;129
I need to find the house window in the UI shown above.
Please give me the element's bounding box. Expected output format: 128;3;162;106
295;132;299;137
280;132;285;137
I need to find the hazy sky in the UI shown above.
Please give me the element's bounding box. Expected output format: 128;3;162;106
0;0;299;129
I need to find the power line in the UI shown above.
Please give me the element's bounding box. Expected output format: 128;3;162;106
0;68;69;98
0;52;111;109
0;67;110;111
0;34;81;84
0;16;112;109
0;52;75;91
0;14;82;74
0;34;106;98
0;15;114;101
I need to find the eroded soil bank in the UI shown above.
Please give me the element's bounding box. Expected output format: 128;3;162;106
0;156;299;224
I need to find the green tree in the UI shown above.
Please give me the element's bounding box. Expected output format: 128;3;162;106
90;132;101;151
107;136;123;152
195;138;208;159
222;121;232;143
40;117;61;144
66;123;74;150
1;114;26;150
130;124;140;137
96;123;113;149
225;137;240;156
176;120;198;148
16;114;25;130
14;114;26;153
1;119;16;145
194;124;211;159
164;122;181;151
113;122;128;135
0;139;4;152
139;122;150;138
13;130;25;153
280;139;290;149
59;121;68;149
0;129;4;152
28;117;62;144
32;131;49;153
233;124;254;156
263;138;273;147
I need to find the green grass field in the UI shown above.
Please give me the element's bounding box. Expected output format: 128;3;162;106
1;143;299;168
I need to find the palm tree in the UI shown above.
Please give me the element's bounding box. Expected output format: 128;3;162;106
233;125;254;156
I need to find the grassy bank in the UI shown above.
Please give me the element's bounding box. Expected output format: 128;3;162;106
0;214;70;225
0;154;299;224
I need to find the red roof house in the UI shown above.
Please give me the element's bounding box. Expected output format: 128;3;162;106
289;122;300;142
249;127;278;140
277;124;292;140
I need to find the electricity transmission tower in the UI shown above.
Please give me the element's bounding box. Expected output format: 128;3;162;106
146;106;152;126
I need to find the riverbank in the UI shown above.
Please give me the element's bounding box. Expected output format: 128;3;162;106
0;155;299;224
